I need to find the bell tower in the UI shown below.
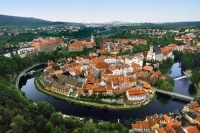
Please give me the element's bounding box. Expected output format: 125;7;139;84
150;45;153;53
90;35;95;43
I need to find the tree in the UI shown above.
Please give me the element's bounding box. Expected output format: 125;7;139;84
45;122;53;133
35;115;48;133
51;126;62;133
10;115;26;133
2;108;15;125
72;128;83;133
49;113;65;126
173;50;182;61
182;52;195;69
160;81;173;92
191;67;200;97
98;121;112;130
65;117;75;129
37;101;55;119
84;119;96;133
191;68;200;84
114;94;120;100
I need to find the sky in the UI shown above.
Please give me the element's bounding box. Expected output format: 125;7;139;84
0;0;200;23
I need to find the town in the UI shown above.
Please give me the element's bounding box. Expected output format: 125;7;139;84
1;16;200;133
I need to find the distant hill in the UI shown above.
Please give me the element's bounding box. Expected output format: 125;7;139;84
155;22;200;27
139;22;200;27
98;21;200;27
0;14;54;25
0;14;83;27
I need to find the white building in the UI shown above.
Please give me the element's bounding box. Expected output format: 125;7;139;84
18;46;35;58
112;68;123;75
126;88;146;101
0;47;18;58
104;57;117;64
123;65;134;76
125;54;144;67
147;45;163;62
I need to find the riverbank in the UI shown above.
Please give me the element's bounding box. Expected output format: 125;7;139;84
34;78;155;111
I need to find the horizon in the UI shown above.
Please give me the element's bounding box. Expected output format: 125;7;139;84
0;0;200;23
2;13;200;24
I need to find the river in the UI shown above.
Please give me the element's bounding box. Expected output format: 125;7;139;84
19;62;195;122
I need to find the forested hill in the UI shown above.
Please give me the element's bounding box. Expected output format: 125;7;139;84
0;14;85;27
0;14;54;25
154;22;200;27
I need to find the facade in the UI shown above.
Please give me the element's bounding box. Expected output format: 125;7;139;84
147;45;163;62
183;126;200;133
126;88;146;101
32;37;64;52
146;115;160;130
68;35;96;52
104;57;117;64
185;112;197;124
17;46;35;58
68;41;84;52
132;121;150;131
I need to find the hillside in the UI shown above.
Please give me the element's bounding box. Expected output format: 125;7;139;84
0;14;53;25
155;21;200;27
0;14;85;28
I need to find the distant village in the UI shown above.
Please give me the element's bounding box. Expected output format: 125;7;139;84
0;27;200;58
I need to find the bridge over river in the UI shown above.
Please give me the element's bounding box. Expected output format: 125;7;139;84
156;72;194;101
173;75;187;80
156;88;194;101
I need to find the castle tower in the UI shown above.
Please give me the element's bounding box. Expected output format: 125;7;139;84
108;43;110;52
150;45;153;53
90;35;95;43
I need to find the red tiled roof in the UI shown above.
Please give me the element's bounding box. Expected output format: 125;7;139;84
76;89;84;94
68;41;83;47
91;57;102;64
161;47;172;56
93;86;106;92
129;77;136;82
118;39;129;44
156;128;167;133
82;41;95;45
163;114;174;127
96;62;109;69
131;62;141;67
146;115;159;127
195;116;200;122
135;39;147;45
132;121;150;129
185;126;200;133
143;65;153;72
54;70;63;75
127;88;146;96
45;65;53;71
106;85;112;90
32;37;63;46
143;83;151;89
150;70;162;79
